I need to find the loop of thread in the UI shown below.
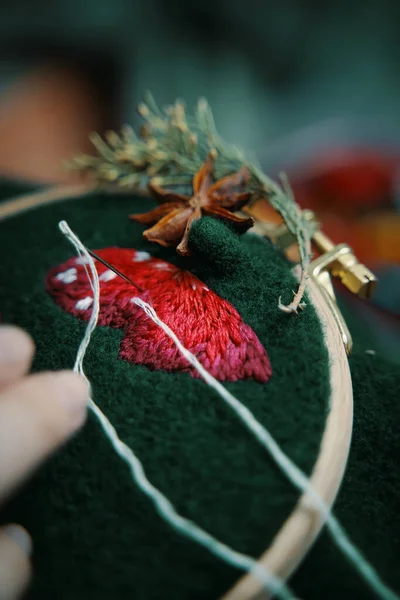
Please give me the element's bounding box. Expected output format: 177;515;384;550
59;219;399;600
58;220;294;600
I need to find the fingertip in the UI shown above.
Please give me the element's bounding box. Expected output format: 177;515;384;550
0;371;88;502
54;370;88;397
43;371;89;430
2;525;32;559
0;525;32;600
0;326;35;368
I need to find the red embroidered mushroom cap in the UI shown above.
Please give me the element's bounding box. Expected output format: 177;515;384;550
46;248;272;383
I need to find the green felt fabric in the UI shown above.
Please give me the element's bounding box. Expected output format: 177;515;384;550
0;188;329;599
0;184;397;599
293;349;400;599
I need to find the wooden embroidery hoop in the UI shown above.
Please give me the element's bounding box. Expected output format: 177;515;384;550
0;185;353;600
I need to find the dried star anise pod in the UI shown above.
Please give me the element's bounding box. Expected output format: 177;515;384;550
129;154;254;256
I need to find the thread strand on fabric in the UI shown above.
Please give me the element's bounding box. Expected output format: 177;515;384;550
59;220;399;600
58;220;295;600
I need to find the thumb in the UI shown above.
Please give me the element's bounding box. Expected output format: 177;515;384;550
0;525;32;600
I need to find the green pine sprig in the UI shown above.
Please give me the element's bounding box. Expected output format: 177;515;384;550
67;93;315;312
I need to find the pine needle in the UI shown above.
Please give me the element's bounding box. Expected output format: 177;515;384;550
67;94;315;312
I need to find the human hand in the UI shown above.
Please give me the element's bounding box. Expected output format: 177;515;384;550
0;326;87;599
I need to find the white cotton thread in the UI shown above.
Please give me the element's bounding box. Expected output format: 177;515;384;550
87;397;292;599
58;220;295;600
58;222;100;378
131;298;400;600
59;220;400;600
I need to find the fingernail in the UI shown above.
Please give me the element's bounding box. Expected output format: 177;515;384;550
0;326;34;365
51;372;88;427
3;524;32;557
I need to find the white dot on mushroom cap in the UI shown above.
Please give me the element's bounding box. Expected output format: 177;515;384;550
56;268;77;284
133;251;151;262
75;296;93;310
99;269;117;282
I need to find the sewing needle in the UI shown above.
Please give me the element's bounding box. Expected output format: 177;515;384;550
87;249;145;293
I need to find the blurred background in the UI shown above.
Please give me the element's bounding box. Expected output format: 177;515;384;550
0;0;399;360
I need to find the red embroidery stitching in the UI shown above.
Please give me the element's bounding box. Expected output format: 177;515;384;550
46;248;271;383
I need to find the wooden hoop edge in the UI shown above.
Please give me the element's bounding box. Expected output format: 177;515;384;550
223;272;353;599
0;182;95;222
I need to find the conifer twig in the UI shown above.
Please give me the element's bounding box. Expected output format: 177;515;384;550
67;93;315;312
